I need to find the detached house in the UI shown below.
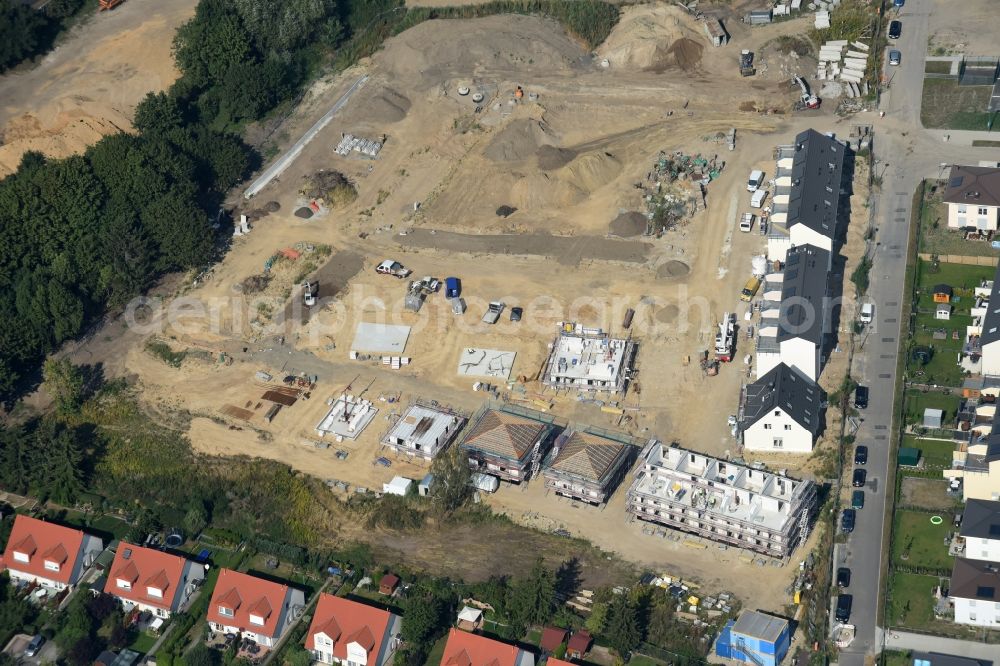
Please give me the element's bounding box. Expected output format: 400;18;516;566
104;542;204;618
944;165;1000;232
741;363;823;453
305;593;401;666
439;628;534;666
1;515;103;591
206;569;305;647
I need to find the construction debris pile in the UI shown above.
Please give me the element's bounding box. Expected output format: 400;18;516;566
335;133;383;158
637;150;725;235
817;40;870;99
299;170;357;211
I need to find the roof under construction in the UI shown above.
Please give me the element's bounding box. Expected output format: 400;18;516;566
545;430;631;483
461;407;552;462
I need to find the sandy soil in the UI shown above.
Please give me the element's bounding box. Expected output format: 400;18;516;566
53;2;874;612
927;0;1000;56
0;0;196;176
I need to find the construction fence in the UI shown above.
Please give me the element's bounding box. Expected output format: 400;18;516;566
917;253;999;267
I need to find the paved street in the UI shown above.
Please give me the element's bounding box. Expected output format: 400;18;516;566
834;1;999;664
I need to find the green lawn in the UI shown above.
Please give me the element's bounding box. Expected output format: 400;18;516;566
887;572;940;629
525;629;541;646
884;651;912;666
902;390;961;427
915;260;995;293
916;183;997;257
901;435;955;469
423;634;448;666
921;79;994;130
128;630;158;654
891;510;954;571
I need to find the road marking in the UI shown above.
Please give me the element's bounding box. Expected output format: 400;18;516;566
886;301;898;306
875;425;888;430
885;318;897;323
881;354;894;359
882;337;896;342
876;435;887;440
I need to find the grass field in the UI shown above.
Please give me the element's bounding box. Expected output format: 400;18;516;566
921;79;993;130
924;61;952;75
128;630;158;654
901;435;956;470
891;510;954;571
915;184;996;257
902;389;961;427
884;651;912;666
887;572;941;629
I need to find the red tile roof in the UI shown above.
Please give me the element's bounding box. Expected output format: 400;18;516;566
379;573;400;591
539;627;568;652
1;515;86;585
305;593;393;663
566;631;591;656
207;569;291;639
105;542;190;611
440;628;520;666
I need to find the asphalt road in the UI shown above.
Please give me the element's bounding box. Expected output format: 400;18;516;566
835;1;999;662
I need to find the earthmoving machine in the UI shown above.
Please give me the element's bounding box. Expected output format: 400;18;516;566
699;350;719;376
99;0;125;10
793;76;821;109
739;50;756;76
715;313;736;363
302;281;318;307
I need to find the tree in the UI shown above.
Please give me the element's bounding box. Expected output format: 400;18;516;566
186;644;220;666
428;445;471;514
401;593;445;648
555;557;582;600
184;502;209;535
510;558;555;628
603;593;641;659
35;419;86;504
0;2;50;72
43;358;84;414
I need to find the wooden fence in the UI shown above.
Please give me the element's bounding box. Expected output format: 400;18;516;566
918;253;999;266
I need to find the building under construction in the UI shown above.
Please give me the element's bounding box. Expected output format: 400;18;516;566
459;403;561;484
541;427;644;505
380;401;467;462
541;324;637;394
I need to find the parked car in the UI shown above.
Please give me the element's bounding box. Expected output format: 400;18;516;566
852;469;867;487
854;385;869;409
888;20;902;40
836;567;852;588
836;594;853;622
854;445;869;465
860;303;874;323
25;635;44;658
509;306;523;322
889;49;902;66
841;509;856;533
852;490;865;509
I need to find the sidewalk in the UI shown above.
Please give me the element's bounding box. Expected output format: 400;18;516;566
923;128;1000;147
884;629;998;659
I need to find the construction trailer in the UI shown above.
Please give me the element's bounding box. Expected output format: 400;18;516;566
703;18;729;47
715;610;791;666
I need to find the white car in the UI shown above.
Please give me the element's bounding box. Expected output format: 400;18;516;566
860;303;874;324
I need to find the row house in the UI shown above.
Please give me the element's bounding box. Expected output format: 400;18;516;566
0;515;103;591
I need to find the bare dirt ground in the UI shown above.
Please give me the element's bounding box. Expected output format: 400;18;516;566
900;477;959;511
53;3;872;611
0;0;196;177
926;0;1000;56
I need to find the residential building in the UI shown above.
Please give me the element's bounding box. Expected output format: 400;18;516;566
0;515;103;590
756;245;831;381
949;557;1000;628
460;404;556;483
767;129;848;261
380;402;466;461
305;593;401;666
972;270;1000;376
714;610;790;666
104;542;204;618
959;499;1000;562
206;569;305;647
439;628;534;666
946;406;1000;501
911;652;993;666
626;442;817;558
740;363;823;453
541;428;639;504
943;165;1000;231
541;324;638;394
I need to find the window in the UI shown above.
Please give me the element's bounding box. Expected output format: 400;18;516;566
774;410;780;416
249;614;265;627
117;579;132;590
784;424;792;430
218;606;234;617
979;207;989;216
763;424;772;430
969;600;977;607
44;561;60;572
958;205;968;214
773;439;784;449
13;551;29;564
969;613;977;621
147;586;163;598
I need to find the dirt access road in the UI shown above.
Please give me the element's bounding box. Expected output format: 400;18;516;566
0;0;196;176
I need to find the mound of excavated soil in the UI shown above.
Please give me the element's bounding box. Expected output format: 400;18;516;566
264;201;281;212
367;88;411;124
656;304;680;323
667;38;703;73
596;4;698;71
536;144;577;171
560;151;622;192
484;118;554;163
610;211;648;237
656;260;690;279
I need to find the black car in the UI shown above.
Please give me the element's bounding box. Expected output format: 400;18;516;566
854;445;869;465
510;307;523;322
888;20;902;40
852;468;867;487
854;385;869;409
852;490;866;509
836;567;851;588
836;594;853;622
841;509;856;533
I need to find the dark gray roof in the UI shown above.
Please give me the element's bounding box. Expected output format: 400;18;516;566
960;499;1000;540
980;267;1000;346
786;129;847;239
984;407;1000;463
912;652;992;666
742;363;822;434
942;165;1000;208
731;610;787;643
950;557;1000;601
777;245;830;345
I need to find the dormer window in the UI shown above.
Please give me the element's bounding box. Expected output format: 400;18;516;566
249;614;265;626
13;551;30;564
118;579;132;590
148;586;164;598
219;606;234;618
44;560;61;572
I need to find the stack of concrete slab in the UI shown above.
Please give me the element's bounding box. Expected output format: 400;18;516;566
816;40;869;94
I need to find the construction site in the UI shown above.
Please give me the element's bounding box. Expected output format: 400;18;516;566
16;0;879;613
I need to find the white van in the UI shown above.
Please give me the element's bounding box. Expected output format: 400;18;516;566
860;303;874;324
747;170;765;192
751;189;768;209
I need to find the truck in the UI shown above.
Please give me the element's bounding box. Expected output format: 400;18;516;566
715;312;736;362
471;473;499;493
739;50;756;76
747;170;764;192
375;260;412;278
750;188;768;209
482;301;505;324
739;213;756;232
301;281;318;307
740;276;762;302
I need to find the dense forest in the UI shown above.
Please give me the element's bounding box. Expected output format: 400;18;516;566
0;0;90;72
0;0;618;401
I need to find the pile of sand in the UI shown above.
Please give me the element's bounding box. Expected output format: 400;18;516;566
508;149;622;209
536;144;576;171
667;38;704;73
560;151;622;193
610;211;648;237
366;88;411;124
484;118;554;163
597;4;698;71
656;260;690;279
